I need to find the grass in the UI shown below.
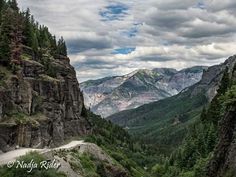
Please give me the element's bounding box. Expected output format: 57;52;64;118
2;111;47;126
0;65;12;87
21;54;43;66
39;74;59;82
0;152;67;177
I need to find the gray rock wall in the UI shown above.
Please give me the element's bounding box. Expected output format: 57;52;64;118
0;55;91;152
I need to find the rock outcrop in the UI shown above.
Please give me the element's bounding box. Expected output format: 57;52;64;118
206;59;236;177
206;107;236;177
0;52;91;152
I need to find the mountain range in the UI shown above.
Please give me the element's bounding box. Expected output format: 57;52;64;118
1;1;236;176
81;66;207;117
108;57;236;152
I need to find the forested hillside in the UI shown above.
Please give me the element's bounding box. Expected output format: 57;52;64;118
1;1;236;177
149;61;236;177
0;0;67;67
0;1;157;176
108;57;236;154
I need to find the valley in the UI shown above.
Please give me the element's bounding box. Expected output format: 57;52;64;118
0;0;236;177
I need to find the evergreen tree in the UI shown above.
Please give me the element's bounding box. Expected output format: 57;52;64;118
8;0;19;12
57;36;67;56
200;107;207;122
0;8;12;66
38;26;50;48
206;123;217;153
9;8;23;66
0;0;5;21
22;8;34;47
218;67;230;94
31;33;39;52
49;35;57;56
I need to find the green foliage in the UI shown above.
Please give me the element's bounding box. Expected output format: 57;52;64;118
0;8;13;66
0;0;68;72
0;152;66;177
221;85;236;109
41;55;57;78
109;89;207;154
78;153;98;177
152;67;235;177
85;111;154;176
206;67;230;125
151;164;165;177
0;65;10;86
57;36;67;56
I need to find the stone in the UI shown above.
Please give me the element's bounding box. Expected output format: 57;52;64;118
0;54;91;152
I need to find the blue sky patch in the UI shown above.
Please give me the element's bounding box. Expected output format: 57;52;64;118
122;26;138;37
112;47;135;54
122;23;142;38
100;3;128;21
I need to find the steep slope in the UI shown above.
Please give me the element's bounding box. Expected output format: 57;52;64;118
206;68;236;177
0;1;91;152
81;66;205;117
149;57;236;177
0;51;91;152
108;56;236;151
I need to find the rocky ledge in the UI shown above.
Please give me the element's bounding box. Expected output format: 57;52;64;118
0;52;91;152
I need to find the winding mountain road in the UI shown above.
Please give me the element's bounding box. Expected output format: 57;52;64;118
0;140;86;166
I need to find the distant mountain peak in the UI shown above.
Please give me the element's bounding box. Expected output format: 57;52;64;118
81;66;206;117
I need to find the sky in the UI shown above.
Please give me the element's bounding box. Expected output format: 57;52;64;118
18;0;236;82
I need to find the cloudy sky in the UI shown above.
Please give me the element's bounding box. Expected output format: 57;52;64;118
18;0;236;82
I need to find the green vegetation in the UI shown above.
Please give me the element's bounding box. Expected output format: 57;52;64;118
0;0;68;71
2;111;44;126
0;65;11;86
0;152;66;177
85;111;162;176
109;86;207;154
149;65;235;177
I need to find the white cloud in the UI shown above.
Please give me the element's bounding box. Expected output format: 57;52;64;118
18;0;236;82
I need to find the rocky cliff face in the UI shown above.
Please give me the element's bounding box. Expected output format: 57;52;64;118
0;52;91;152
81;66;206;117
187;56;236;101
206;107;236;177
206;62;236;177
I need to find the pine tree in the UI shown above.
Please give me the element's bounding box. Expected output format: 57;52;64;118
22;8;33;47
57;36;67;56
38;26;50;48
9;9;23;66
218;67;230;95
49;35;57;56
206;123;217;153
0;8;12;66
8;0;19;12
207;96;221;125
0;0;5;21
200;107;207;122
31;33;39;52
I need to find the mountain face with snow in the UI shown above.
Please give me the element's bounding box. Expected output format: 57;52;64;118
81;66;207;117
